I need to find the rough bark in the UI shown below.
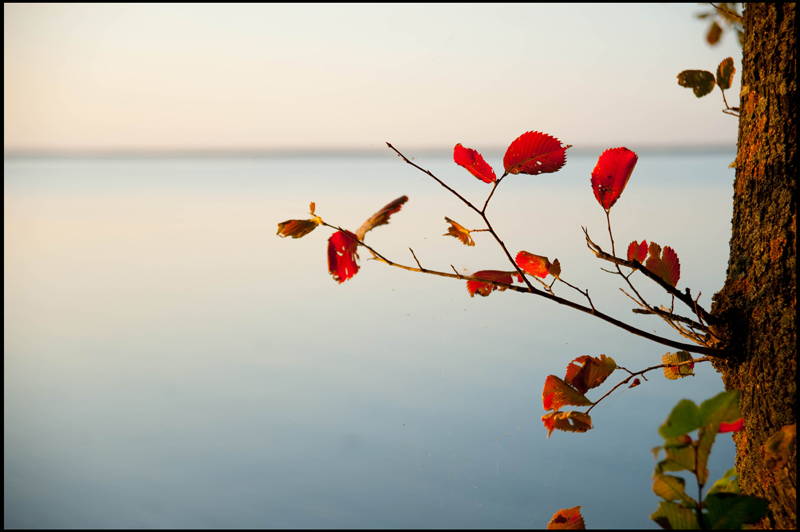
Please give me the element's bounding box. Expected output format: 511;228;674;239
710;3;796;529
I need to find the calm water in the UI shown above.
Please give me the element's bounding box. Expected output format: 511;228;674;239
5;150;737;528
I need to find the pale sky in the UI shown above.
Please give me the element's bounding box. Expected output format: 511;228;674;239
4;3;742;152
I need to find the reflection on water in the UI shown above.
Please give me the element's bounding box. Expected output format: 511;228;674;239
5;152;736;528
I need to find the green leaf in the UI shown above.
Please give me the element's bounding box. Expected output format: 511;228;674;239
716;57;735;91
695;426;715;486
699;390;741;427
650;500;699;530
677;70;716;98
704;493;768;529
655;443;696;476
707;468;740;496
653;474;698;508
660;399;702;438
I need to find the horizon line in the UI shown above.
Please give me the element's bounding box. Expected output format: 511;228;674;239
4;143;736;159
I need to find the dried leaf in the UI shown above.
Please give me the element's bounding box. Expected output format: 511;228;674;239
590;147;638;211
564;355;617;395
716;57;736;91
645;242;681;287
515;251;551;278
548;258;561;279
542;411;592;438
662;351;694;380
627;240;648;263
466;270;515;298
547;506;585;530
677;70;716;98
707;20;722;45
327;230;360;283
762;423;796;471
356;196;408;241
443;217;475;247
629;378;641;388
277;219;319;239
309;202;316;215
542;375;593;411
503;131;571;176
453;144;496;183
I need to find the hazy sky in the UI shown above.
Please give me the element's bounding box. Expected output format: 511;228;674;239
4;3;742;152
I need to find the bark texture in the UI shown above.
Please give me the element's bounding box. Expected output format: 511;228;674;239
710;3;796;529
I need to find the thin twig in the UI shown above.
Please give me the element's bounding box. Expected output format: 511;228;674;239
585;357;709;414
386;143;480;215
584;227;718;325
409;248;424;270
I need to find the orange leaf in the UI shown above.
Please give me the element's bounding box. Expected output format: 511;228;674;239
627;240;648;263
277;219;319;239
542;375;593;411
515;251;551;278
564;355;617;395
590;147;638;211
327;230;360;283
547;506;585;530
453;144;496;183
356;196;408;241
503;131;571;176
466;270;515;298
443;217;475;247
645;242;681;287
542;411;593;438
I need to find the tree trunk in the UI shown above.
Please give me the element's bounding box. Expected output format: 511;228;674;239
710;3;796;529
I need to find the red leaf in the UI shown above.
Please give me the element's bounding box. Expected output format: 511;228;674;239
645;242;681;287
503;131;571;176
629;378;641;388
547;506;586;530
466;270;515;298
327;230;360;283
590;147;638;210
627;240;648;263
719;418;744;433
356;196;408;241
515;251;551;278
454;144;496;183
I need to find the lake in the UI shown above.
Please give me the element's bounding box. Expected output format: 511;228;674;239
4;149;737;528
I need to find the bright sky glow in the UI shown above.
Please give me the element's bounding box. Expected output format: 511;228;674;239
4;3;742;152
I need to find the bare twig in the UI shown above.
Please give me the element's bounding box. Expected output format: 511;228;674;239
409;248;424;270
386;143;480;215
584;227;718;325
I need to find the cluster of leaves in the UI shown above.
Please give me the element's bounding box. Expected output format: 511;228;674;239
650;390;766;530
541;355;616;437
677;56;738;115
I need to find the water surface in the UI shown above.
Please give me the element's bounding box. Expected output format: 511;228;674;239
5;151;737;528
